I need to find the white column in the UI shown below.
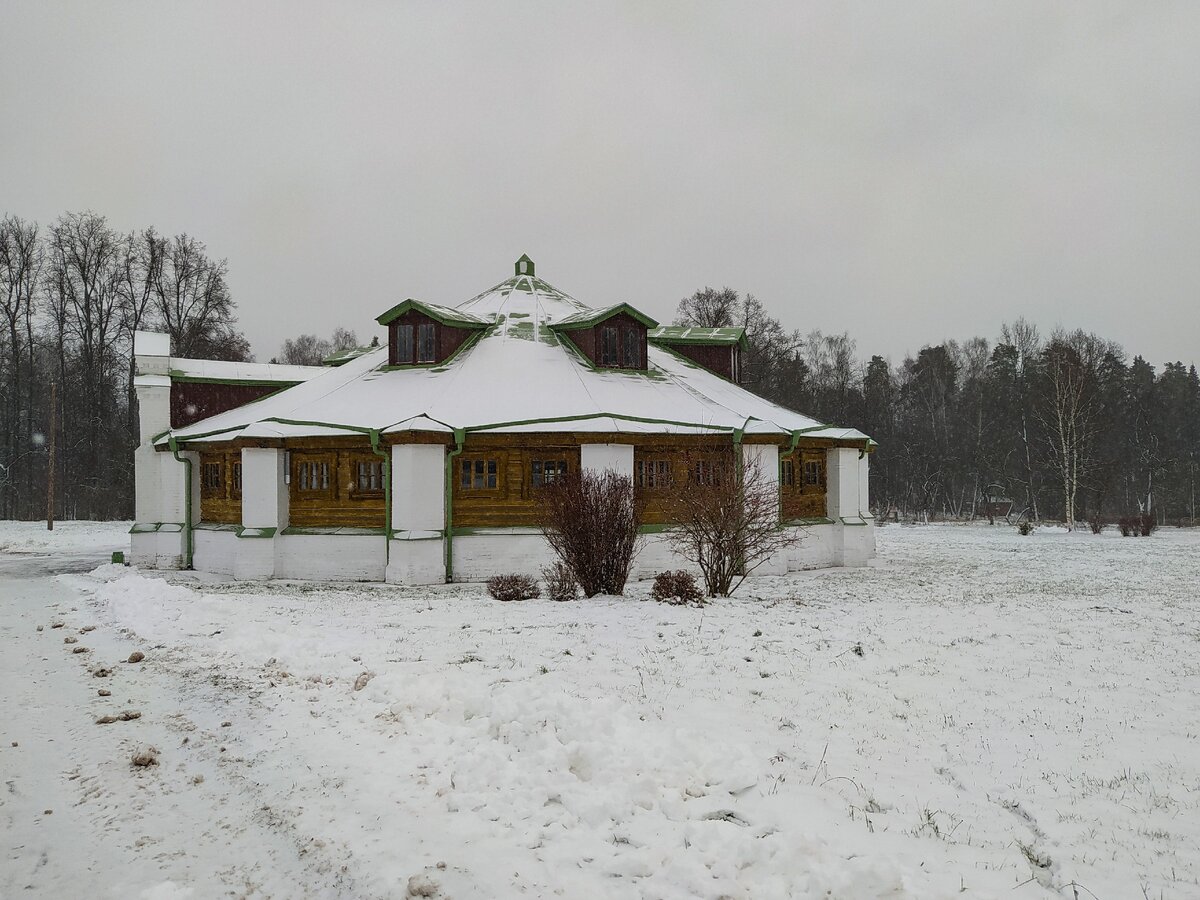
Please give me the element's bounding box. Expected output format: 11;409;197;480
386;443;446;585
236;447;287;580
131;331;175;566
743;442;787;575
580;443;634;477
826;447;874;567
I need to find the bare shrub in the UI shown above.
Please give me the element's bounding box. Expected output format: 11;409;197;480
649;570;703;606
660;451;801;597
540;561;578;602
1088;518;1105;535
486;574;540;602
1138;513;1157;536
1017;520;1035;536
538;469;645;597
1117;516;1134;537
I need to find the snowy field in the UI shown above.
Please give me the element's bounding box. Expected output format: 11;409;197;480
2;522;1198;899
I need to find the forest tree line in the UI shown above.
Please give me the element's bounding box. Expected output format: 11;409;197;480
2;210;1197;526
676;288;1199;528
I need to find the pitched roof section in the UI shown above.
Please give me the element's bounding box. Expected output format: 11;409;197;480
550;302;659;331
375;298;492;329
321;346;377;367
649;325;748;349
167;358;325;385
161;259;871;447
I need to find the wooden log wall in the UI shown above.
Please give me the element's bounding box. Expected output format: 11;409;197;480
453;438;582;528
780;449;829;520
288;447;386;528
198;450;242;524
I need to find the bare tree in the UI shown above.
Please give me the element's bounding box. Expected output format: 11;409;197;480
660;451;801;597
1037;329;1112;530
0;215;43;517
538;469;645;597
152;234;247;360
674;286;739;328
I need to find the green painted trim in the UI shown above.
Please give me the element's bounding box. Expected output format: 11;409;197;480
466;411;752;435
280;526;387;536
445;429;466;583
390;530;445;541
370;428;391;567
193;522;239;533
648;326;748;350
549;302;659;331
129;522;164;534
237;526;277;539
167;436;194;570
449;525;543;537
637;524;674;534
375;298;491;329
169;371;305;388
785;517;834;526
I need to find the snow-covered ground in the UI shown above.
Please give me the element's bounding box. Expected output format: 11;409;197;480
2;521;1198;899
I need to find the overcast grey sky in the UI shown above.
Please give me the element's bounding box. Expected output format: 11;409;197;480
2;1;1197;367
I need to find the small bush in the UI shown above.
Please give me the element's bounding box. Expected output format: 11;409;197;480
1088;518;1106;535
650;570;703;606
1117;516;1134;537
541;561;578;602
1138;513;1157;537
487;574;540;602
1017;521;1035;536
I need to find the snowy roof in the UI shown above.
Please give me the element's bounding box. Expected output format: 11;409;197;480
168;358;325;384
321;346;377;367
551;303;659;331
376;298;491;329
649;326;748;349
162;261;870;447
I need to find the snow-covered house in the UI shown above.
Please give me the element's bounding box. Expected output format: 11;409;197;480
131;257;875;582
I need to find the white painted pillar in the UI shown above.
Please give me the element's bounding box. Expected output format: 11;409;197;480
580;443;634;477
386;443;446;585
743;442;787;575
131;331;174;566
236;447;287;579
826;447;874;567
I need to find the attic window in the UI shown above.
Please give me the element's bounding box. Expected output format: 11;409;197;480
395;325;414;364
601;326;620;366
417;323;437;363
624;328;641;368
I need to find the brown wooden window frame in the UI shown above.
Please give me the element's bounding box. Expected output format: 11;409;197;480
636;458;672;490
458;455;502;495
201;459;224;498
691;457;723;486
350;454;385;498
781;458;795;488
527;457;569;496
803;458;824;488
393;324;414;364
417;322;437;364
292;452;335;499
231;459;242;499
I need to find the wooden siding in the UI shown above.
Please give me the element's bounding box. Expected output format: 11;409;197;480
198;450;242;524
172;382;288;429
634;443;735;525
288;448;386;528
781;449;828;520
662;343;738;381
452;441;582;528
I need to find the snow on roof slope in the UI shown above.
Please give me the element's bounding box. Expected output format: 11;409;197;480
168;358;325;384
163;265;864;445
649;325;747;348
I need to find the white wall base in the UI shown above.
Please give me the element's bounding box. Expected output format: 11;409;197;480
275;534;386;581
165;522;873;582
193;529;236;576
385;537;444;585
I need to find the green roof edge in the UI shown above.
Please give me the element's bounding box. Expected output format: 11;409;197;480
376;298;491;329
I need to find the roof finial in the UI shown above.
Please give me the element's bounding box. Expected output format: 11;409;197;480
515;254;534;277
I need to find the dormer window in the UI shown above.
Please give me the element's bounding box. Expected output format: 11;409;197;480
549;302;658;372
375;298;490;367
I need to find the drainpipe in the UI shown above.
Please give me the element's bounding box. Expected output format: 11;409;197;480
369;429;391;567
444;428;466;583
167;435;194;570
